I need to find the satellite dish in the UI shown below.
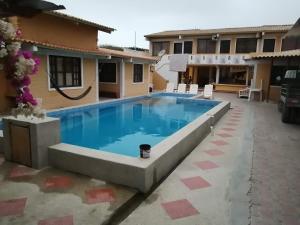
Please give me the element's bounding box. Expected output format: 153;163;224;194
158;49;166;57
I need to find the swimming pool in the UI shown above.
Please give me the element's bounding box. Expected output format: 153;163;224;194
48;93;219;157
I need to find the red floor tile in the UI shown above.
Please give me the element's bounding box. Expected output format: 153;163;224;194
44;176;73;189
211;140;229;146
38;215;73;225
181;176;211;190
194;160;219;170
85;188;115;204
9;165;36;178
205;149;224;156
217;133;233;138
161;199;199;219
221;127;236;132
0;197;27;217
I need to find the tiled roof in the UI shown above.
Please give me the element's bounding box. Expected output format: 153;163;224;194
145;25;292;38
248;49;300;59
19;39;157;61
98;47;157;61
45;11;115;33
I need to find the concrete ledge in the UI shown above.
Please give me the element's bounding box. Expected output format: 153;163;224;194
49;101;230;193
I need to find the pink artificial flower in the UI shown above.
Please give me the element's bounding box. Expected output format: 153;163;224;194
21;76;31;86
22;51;32;59
23;86;30;93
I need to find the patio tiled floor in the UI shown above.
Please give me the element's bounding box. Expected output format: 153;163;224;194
1;93;299;225
161;199;199;220
120;93;300;225
0;157;136;225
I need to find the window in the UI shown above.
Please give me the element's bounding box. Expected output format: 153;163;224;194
236;38;257;53
197;39;216;53
49;55;81;88
99;63;117;83
133;64;143;83
183;41;193;54
263;39;275;52
219;66;247;84
152;42;170;56
220;40;231;53
174;42;183;54
281;38;300;51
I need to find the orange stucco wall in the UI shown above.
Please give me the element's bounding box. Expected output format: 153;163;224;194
153;71;167;91
30;55;97;110
17;13;98;50
124;63;149;97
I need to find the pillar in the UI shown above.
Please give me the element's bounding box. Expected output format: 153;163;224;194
216;66;220;84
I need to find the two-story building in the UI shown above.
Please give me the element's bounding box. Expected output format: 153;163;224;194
145;24;296;101
0;11;156;113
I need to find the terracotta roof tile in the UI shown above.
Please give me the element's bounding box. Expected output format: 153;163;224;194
18;39;156;61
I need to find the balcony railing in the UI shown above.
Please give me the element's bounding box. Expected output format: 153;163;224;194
188;54;253;65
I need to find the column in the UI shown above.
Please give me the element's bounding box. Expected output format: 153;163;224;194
246;67;249;86
120;60;126;98
216;66;220;84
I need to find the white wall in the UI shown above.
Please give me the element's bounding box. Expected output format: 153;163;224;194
155;55;179;86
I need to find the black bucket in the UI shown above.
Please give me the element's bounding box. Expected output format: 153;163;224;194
139;144;151;158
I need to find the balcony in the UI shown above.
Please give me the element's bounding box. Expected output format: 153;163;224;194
184;54;253;66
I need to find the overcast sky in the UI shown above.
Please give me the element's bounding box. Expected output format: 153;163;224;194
49;0;300;49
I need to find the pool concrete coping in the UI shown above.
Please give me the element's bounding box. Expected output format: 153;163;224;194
49;99;230;193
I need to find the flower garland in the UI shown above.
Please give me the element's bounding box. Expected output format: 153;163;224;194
0;19;45;118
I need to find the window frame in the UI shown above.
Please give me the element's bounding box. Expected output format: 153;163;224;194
262;38;275;52
173;42;183;54
152;41;170;56
219;39;231;54
99;62;118;84
197;38;217;54
132;63;144;84
235;38;258;53
47;54;84;91
173;40;193;54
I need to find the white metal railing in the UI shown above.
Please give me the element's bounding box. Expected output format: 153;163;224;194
188;54;252;65
158;54;253;66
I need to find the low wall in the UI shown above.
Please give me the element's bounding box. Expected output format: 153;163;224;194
3;116;60;169
214;84;247;93
49;100;230;193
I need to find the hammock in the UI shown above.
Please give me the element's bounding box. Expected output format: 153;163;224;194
48;73;92;101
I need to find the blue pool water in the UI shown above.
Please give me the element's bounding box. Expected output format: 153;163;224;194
48;94;219;157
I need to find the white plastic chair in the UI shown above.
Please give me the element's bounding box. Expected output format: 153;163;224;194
177;83;187;93
166;83;175;93
238;87;250;98
188;84;199;95
203;84;213;99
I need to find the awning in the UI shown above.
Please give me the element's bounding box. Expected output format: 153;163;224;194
247;49;300;59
